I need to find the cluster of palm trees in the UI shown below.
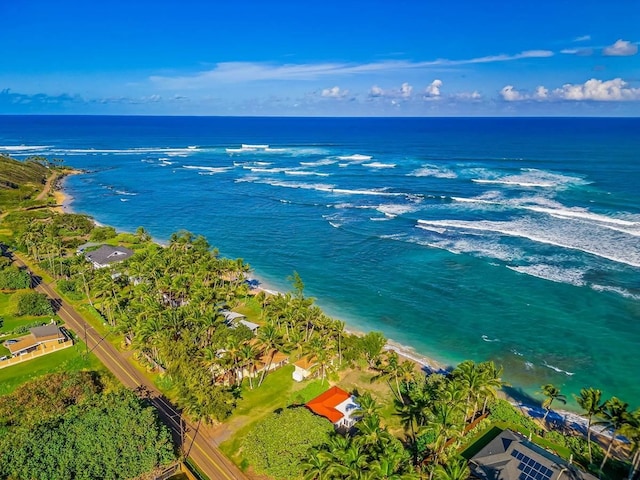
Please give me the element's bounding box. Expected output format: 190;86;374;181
386;359;503;478
542;385;640;479
302;393;418;480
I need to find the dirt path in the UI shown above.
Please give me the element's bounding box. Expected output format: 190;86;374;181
35;172;58;202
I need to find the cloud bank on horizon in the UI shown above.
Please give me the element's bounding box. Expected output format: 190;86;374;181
0;1;638;116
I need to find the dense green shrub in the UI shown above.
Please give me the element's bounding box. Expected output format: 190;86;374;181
242;407;334;480
90;226;117;241
0;266;30;290
0;387;175;480
488;399;541;433
0;256;11;269
58;278;84;300
16;291;54;316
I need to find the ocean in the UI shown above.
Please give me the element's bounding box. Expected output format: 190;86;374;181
1;115;639;408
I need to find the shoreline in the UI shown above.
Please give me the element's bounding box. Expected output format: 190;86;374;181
52;176;602;429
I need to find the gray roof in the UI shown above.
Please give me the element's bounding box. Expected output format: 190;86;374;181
85;245;134;267
30;324;64;339
221;310;246;322
470;429;597;480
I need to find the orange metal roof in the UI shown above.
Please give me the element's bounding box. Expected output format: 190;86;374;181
305;386;351;423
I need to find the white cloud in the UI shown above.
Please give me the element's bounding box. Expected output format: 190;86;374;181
368;83;414;99
454;91;482;100
501;78;640;102
424;79;443;98
149;49;556;89
603;39;638;56
321;86;348;98
534;86;548;100
369;85;384;97
500;85;524;101
561;48;593;56
574;35;591;42
553;78;640;101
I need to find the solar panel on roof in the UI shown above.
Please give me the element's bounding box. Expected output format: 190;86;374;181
511;450;553;480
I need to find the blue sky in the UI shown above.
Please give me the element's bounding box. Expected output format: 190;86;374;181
1;0;638;116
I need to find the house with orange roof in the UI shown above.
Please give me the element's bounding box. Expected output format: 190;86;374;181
292;356;317;382
305;386;360;430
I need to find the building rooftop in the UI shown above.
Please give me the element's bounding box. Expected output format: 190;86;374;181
85;245;134;267
306;386;359;425
470;429;597;480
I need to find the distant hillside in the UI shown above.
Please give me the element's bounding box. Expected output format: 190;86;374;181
0;155;50;208
0;155;49;189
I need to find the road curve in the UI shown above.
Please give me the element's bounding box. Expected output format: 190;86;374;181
12;253;247;480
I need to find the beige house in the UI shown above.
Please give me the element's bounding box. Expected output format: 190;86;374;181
6;324;68;357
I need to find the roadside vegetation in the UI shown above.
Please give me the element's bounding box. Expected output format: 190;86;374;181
0;372;176;480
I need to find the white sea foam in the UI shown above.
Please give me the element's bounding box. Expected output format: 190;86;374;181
184;165;232;174
507;264;587;287
375;204;420;218
0;145;51;151
482;335;500;342
416;218;640;268
51;147;199;156
114;190;137;196
300;159;337;167
472;168;589;189
542;360;575;376
285;170;330;177
472;179;555;188
591;285;640;300
413;229;523;262
337;154;372;161
408;165;457;178
242;144;269;149
362;162;396;169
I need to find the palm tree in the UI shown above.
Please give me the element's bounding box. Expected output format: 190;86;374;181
238;343;260;389
478;361;505;414
355;392;381;418
302;448;333;480
595;397;630;474
453;360;486;431
539;384;566;422
432;456;470;480
574;387;604;462
257;324;282;386
621;408;640;480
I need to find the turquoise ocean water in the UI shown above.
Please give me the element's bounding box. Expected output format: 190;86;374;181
1;116;638;408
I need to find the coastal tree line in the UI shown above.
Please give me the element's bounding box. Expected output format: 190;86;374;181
1;159;639;479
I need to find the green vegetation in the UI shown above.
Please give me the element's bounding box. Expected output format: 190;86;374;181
0;265;30;289
15;290;54;316
242;407;334;479
0;342;105;396
0;372;176;480
0;155;49;209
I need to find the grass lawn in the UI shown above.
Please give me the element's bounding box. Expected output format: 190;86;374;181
0;341;105;397
220;365;330;463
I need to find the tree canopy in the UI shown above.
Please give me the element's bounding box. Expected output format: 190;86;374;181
0;373;175;480
242;407;334;480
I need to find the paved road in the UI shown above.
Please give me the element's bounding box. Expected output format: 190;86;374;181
12;253;247;480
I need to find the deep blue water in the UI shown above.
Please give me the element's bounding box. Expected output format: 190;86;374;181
1;115;639;407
